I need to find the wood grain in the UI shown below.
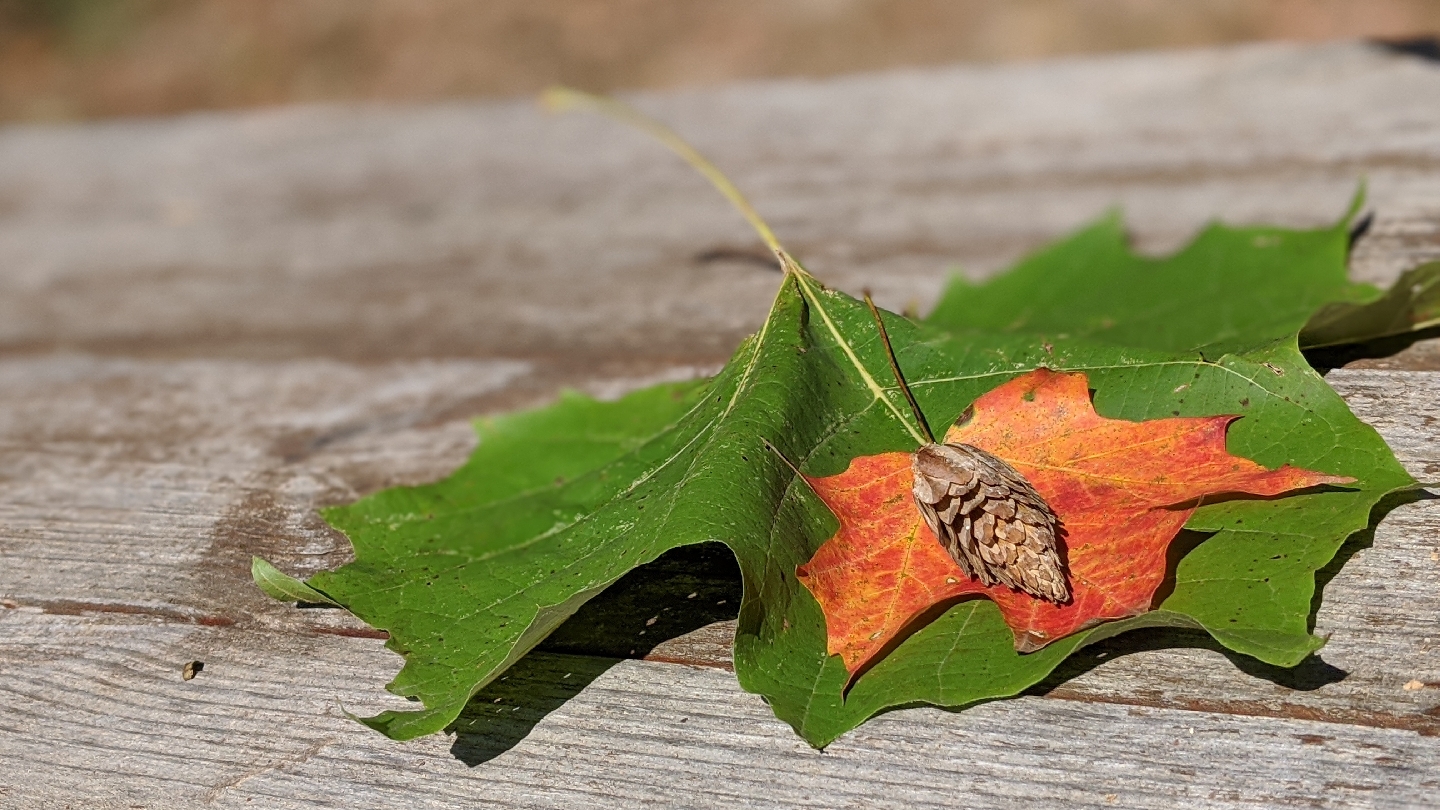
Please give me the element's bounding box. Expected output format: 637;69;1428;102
1;39;1438;808
2;42;1439;367
1;613;1438;809
0;356;1436;807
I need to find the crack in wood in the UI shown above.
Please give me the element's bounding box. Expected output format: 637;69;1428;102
1;598;234;627
1041;687;1440;738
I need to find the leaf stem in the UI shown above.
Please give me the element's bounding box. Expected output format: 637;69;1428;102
542;86;802;276
544;86;928;447
864;291;936;444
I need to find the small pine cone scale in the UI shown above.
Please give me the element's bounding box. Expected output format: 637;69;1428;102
911;443;1070;603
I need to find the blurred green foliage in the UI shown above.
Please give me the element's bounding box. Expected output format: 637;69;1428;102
0;0;157;51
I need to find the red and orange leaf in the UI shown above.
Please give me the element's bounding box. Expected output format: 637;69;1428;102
795;369;1352;675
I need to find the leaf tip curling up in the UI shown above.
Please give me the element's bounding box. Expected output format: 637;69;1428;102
251;556;341;607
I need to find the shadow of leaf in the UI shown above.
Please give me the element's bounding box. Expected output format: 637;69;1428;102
448;542;742;765
1025;626;1348;698
539;541;741;659
1305;324;1440;372
449;651;621;766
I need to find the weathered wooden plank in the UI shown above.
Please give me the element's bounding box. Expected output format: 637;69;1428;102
0;356;526;611
0;612;1436;810
1;42;1438;367
2;40;1440;807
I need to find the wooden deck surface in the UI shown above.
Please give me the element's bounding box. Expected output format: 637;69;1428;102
1;40;1438;808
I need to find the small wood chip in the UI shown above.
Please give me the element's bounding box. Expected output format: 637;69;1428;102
1403;679;1425;691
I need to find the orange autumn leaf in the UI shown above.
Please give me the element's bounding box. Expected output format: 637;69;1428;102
795;368;1353;675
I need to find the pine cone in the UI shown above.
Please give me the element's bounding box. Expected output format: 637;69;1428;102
912;443;1069;602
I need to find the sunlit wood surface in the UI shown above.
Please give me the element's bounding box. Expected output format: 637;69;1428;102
1;40;1437;808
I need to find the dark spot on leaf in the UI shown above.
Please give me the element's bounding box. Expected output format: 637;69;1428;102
1240;398;1250;407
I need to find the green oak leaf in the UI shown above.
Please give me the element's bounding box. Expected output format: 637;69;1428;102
1301;260;1440;349
924;195;1384;356
257;219;1413;745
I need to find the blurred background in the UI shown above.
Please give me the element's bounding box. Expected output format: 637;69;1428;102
1;0;1437;123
